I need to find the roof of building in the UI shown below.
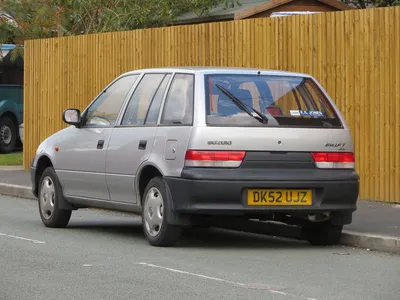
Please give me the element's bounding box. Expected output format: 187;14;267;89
0;44;24;69
175;0;266;24
174;0;352;25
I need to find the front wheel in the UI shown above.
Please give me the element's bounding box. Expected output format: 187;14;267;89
302;222;343;246
0;116;17;154
38;167;72;228
142;177;181;247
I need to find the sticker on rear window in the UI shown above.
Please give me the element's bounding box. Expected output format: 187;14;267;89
290;110;324;117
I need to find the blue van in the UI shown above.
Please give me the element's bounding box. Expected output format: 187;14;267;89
0;44;24;153
0;84;23;153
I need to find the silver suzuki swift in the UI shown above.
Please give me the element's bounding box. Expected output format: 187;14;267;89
31;67;359;247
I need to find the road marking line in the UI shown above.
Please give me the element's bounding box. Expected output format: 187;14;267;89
0;232;46;244
136;262;245;286
136;262;320;300
271;290;289;295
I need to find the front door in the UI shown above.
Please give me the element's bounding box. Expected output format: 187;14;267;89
106;73;172;204
55;127;113;199
56;74;139;200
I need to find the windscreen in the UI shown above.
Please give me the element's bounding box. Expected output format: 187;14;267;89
205;74;342;128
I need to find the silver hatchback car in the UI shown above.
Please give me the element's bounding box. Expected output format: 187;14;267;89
31;67;359;247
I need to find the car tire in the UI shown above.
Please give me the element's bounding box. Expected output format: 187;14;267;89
38;167;72;228
142;177;181;247
302;222;343;246
0;116;17;154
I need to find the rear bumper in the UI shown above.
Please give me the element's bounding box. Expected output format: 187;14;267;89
164;168;359;218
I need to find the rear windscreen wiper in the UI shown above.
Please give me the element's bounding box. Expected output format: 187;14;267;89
215;84;269;124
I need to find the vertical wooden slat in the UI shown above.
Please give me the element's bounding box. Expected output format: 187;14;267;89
388;8;395;202
367;10;379;199
395;6;400;203
383;8;390;202
242;20;249;68
358;11;366;200
353;11;361;197
315;13;324;85
378;9;385;201
289;15;297;72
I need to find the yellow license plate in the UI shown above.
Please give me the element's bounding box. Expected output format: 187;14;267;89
247;189;312;206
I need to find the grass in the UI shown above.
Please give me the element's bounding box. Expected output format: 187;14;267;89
0;152;23;166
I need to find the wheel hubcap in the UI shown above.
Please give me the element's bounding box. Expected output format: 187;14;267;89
143;187;164;237
40;176;56;220
0;125;12;145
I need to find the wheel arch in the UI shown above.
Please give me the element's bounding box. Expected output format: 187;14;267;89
136;162;191;226
136;162;164;206
34;154;75;210
34;154;54;196
0;111;19;129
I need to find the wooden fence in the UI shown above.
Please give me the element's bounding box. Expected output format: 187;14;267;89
23;6;400;203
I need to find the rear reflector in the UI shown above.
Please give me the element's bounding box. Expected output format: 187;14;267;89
311;152;355;169
185;150;245;168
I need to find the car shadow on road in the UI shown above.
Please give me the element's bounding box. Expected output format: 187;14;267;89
66;218;144;236
64;216;323;250
177;224;314;250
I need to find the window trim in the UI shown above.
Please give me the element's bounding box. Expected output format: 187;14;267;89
80;73;142;129
159;72;195;127
115;72;172;128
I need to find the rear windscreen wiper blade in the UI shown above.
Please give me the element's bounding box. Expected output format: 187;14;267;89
215;84;269;124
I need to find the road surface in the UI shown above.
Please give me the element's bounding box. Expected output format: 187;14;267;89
0;195;399;300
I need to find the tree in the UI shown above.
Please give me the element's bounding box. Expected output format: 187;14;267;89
0;0;239;58
341;0;399;8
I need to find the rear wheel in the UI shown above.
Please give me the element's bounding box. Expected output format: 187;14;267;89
302;222;343;246
0;116;17;154
38;167;72;228
142;177;181;247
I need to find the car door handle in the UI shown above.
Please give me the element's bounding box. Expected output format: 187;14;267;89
138;140;147;150
97;140;105;149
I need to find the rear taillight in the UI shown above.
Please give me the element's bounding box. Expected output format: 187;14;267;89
184;150;245;168
311;152;355;169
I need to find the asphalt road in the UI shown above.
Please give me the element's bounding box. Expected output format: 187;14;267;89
1;195;399;300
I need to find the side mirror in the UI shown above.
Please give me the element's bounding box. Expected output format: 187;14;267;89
62;108;81;126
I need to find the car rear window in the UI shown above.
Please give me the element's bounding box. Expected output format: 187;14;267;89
205;74;342;128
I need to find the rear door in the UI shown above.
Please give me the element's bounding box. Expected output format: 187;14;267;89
105;73;172;204
148;73;195;178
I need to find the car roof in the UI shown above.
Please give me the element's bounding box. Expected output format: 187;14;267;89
120;66;311;78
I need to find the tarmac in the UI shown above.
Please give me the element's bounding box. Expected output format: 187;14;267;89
1;166;399;253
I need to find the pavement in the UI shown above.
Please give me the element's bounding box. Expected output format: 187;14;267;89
0;168;399;254
1;195;399;300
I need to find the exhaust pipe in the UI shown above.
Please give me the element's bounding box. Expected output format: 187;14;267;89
308;212;331;222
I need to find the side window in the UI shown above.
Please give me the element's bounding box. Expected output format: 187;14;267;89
161;74;194;125
145;74;171;124
121;73;167;126
84;75;138;127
